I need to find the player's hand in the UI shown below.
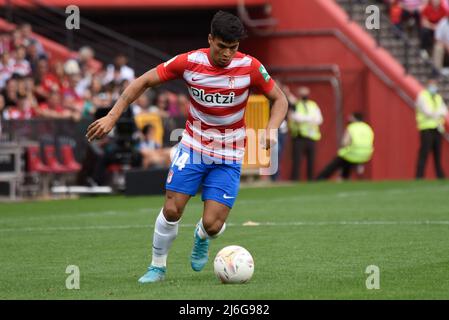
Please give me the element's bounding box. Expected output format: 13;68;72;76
86;115;116;142
260;129;278;150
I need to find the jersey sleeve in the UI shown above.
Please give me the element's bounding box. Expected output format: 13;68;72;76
250;57;275;95
156;53;188;82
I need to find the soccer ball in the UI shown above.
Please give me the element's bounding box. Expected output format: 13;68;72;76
213;245;254;284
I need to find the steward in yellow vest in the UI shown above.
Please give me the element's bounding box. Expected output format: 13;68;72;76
316;112;374;180
415;79;448;179
288;86;323;181
338;121;374;164
288;99;322;141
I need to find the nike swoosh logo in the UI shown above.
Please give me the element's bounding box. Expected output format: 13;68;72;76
192;77;202;82
223;194;235;199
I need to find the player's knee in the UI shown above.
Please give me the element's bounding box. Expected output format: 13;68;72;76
203;220;225;237
163;202;183;222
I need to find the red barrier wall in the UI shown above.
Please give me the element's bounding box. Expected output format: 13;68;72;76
242;0;449;180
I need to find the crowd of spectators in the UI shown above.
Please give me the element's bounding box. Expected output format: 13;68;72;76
382;0;449;74
0;23;188;133
0;22;191;185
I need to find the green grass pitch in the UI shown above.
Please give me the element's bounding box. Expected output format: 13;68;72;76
1;180;449;299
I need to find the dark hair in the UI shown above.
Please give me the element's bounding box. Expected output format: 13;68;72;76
352;112;364;121
142;124;154;135
210;11;246;43
11;73;23;80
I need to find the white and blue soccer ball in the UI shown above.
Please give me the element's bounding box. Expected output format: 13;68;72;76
213;245;254;284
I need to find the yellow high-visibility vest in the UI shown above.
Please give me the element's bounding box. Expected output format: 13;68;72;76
288;100;322;141
416;90;446;131
338;121;374;164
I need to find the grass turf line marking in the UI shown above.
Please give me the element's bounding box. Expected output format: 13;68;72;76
1;220;449;233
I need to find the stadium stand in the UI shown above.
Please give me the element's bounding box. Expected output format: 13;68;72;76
1;0;449;200
337;0;449;104
0;3;275;198
0;16;189;197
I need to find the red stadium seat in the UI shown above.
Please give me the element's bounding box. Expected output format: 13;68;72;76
26;145;52;173
107;164;122;173
60;145;81;172
43;145;71;173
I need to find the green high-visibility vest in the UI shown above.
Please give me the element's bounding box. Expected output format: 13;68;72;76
416;90;445;131
338;121;374;164
288;100;322;141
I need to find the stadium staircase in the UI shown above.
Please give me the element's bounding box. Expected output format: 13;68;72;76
335;0;449;103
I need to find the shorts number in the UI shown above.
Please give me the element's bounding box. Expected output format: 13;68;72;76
172;151;190;171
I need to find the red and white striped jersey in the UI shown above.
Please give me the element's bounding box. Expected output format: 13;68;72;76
156;48;274;161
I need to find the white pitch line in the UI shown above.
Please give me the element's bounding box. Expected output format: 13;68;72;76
0;220;449;233
2;185;449;221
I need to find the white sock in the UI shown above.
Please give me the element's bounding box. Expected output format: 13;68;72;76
196;218;226;240
151;208;180;268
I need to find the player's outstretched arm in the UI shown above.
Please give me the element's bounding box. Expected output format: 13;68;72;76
262;83;288;150
86;68;162;142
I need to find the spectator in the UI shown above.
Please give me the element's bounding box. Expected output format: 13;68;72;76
433;15;449;74
18;23;46;56
89;76;104;98
74;47;97;98
16;75;27;97
92;89;113;111
26;39;46;73
36;90;74;120
117;79;130;101
3;93;37;120
0;33;12;54
2;76;18;108
77;46;96;73
82;81;109;119
75;71;92;99
166;91;180;117
10;29;24;51
23;75;35;96
138;124;171;169
34;57;61;101
390;0;404;30
13;46;31;77
154;91;170;118
53;60;66;87
420;0;448;59
102;53;135;86
399;0;424;34
0;51;14;89
131;93;151;116
62;92;82;122
62;72;83;107
139;124;161;151
64;59;81;76
177;93;190;118
78;76;101;119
